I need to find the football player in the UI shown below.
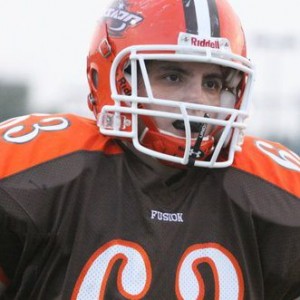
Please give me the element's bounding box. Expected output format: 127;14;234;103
0;0;299;299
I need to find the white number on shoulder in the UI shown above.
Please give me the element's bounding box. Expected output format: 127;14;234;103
256;140;300;172
0;114;70;144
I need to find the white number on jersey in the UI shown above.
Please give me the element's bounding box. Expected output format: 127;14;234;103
256;140;300;172
72;240;244;300
0;114;69;144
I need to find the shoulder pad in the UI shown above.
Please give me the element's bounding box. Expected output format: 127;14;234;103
0;114;122;179
233;136;300;198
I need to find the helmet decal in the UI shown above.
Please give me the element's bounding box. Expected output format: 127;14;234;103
178;32;231;51
182;0;220;37
104;0;144;37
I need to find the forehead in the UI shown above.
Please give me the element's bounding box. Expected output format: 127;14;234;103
146;60;222;74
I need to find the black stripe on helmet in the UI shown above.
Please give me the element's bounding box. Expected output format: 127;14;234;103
182;0;220;37
207;0;220;37
182;0;198;34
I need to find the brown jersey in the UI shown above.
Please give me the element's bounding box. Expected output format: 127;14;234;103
0;114;299;299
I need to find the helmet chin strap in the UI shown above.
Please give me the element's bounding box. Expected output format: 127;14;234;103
139;114;214;167
187;113;210;166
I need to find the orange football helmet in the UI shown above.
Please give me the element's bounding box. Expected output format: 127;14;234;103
87;0;255;168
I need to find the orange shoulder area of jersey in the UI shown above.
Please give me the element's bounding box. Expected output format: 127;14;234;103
233;136;300;198
0;113;123;180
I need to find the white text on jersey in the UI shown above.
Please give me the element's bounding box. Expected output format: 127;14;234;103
150;210;184;223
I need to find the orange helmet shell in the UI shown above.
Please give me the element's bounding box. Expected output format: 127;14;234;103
87;0;247;114
87;0;255;168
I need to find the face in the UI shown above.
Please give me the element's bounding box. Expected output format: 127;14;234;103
138;61;224;137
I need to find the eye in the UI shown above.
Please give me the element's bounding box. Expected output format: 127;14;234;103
165;73;181;83
203;76;223;93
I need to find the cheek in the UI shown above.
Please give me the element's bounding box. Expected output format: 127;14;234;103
211;96;221;107
147;81;184;101
138;82;147;97
143;103;174;130
199;93;221;107
153;90;184;102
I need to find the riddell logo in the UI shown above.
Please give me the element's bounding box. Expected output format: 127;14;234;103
191;38;220;49
178;33;231;51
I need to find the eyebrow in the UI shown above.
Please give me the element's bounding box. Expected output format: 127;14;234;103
148;62;223;78
151;63;190;75
204;73;224;80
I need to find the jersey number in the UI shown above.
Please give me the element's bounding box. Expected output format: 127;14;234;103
72;240;244;300
0;114;69;144
256;140;300;172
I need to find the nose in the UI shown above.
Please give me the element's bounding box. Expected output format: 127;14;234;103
184;80;209;105
184;80;220;108
183;81;217;119
182;85;206;119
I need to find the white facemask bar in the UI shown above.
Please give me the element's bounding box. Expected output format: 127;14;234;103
99;44;255;168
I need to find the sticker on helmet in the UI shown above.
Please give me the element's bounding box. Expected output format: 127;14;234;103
178;32;231;51
105;0;144;37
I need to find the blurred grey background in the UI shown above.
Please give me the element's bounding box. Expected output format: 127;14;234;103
0;0;299;153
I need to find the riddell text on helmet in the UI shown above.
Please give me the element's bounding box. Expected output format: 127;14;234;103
191;38;220;48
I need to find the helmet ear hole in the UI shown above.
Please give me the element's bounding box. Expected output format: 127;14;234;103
87;68;99;113
91;68;99;89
